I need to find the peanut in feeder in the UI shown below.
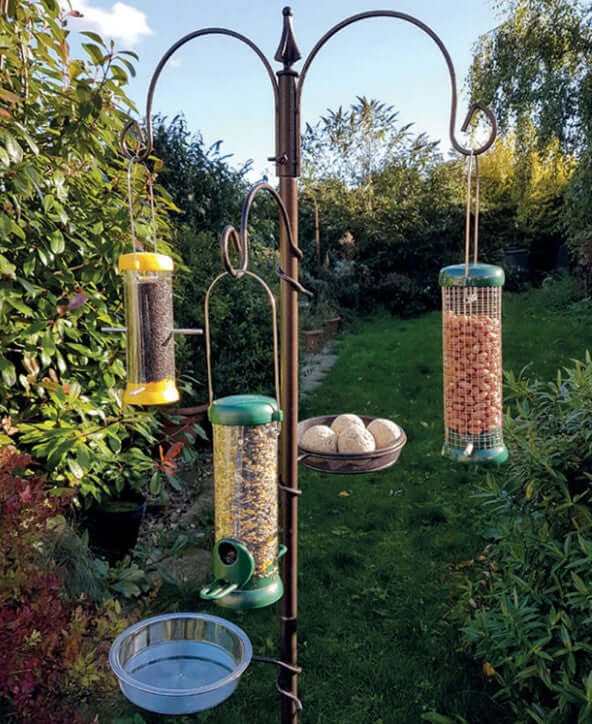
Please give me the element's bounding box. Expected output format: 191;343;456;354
440;155;508;464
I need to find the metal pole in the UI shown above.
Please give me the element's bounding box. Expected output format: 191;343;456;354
274;8;302;723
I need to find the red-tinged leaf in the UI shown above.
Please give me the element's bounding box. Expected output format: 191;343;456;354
0;109;12;119
58;38;69;66
165;441;183;460
0;88;22;105
66;291;88;311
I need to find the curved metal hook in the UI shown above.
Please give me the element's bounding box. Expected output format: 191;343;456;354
120;28;279;161
297;11;496;157
219;181;312;295
220;224;247;279
120;118;147;160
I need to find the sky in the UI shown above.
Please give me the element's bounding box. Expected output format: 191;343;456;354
66;0;501;180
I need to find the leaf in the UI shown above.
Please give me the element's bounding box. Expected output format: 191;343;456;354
119;50;139;61
150;471;161;495
119;58;136;78
0;87;21;105
0;131;23;163
82;42;105;65
0;253;16;278
0;357;16;387
49;229;65;254
67;458;84;479
80;31;105;46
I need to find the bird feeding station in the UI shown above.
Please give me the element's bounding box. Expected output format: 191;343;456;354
111;7;501;722
440;156;508;464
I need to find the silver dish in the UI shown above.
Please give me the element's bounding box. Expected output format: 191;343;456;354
109;612;252;714
298;415;407;474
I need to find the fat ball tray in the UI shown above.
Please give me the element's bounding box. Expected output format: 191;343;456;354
298;415;407;474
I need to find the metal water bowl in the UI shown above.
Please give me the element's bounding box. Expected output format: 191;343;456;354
109;613;252;714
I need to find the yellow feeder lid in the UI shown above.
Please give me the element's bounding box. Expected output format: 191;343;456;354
118;252;174;272
123;379;180;406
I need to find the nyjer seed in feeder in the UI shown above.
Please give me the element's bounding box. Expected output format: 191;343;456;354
118;251;180;405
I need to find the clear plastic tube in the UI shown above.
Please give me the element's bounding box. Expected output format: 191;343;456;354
212;422;279;578
123;269;175;384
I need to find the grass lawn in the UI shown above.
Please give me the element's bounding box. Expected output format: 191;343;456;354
110;286;592;724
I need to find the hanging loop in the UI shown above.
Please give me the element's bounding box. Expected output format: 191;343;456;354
464;152;480;277
220;224;248;278
204;271;281;408
121;118;148;161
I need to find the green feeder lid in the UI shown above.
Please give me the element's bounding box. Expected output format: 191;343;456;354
439;263;505;287
208;394;283;426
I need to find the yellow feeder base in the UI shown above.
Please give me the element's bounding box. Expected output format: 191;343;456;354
123;379;180;406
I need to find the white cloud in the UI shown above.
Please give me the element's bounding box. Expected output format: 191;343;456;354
168;57;183;69
69;1;153;47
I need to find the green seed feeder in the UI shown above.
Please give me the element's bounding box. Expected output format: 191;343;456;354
200;271;286;609
440;263;508;464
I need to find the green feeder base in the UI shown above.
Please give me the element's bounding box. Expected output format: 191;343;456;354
442;443;508;465
214;576;284;610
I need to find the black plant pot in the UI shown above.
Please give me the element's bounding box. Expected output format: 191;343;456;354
85;494;146;562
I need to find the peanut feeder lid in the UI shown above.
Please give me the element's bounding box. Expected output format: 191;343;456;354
208;394;283;426
439;263;505;287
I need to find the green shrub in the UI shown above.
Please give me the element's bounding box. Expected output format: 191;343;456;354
0;0;182;502
457;352;592;723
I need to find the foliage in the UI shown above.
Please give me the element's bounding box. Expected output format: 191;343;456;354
469;0;592;152
302;95;438;187
0;0;185;502
152;116;281;399
469;0;591;282
300;99;466;317
0;447;130;722
457;351;592;723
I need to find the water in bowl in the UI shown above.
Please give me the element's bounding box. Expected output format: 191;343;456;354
127;640;235;690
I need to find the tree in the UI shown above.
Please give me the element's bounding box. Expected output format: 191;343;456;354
468;0;590;277
0;0;178;501
469;0;592;152
302;95;438;187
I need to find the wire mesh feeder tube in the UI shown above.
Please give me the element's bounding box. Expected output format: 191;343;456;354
440;263;508;464
118;253;180;405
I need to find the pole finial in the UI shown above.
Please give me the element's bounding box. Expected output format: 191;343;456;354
275;6;301;68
